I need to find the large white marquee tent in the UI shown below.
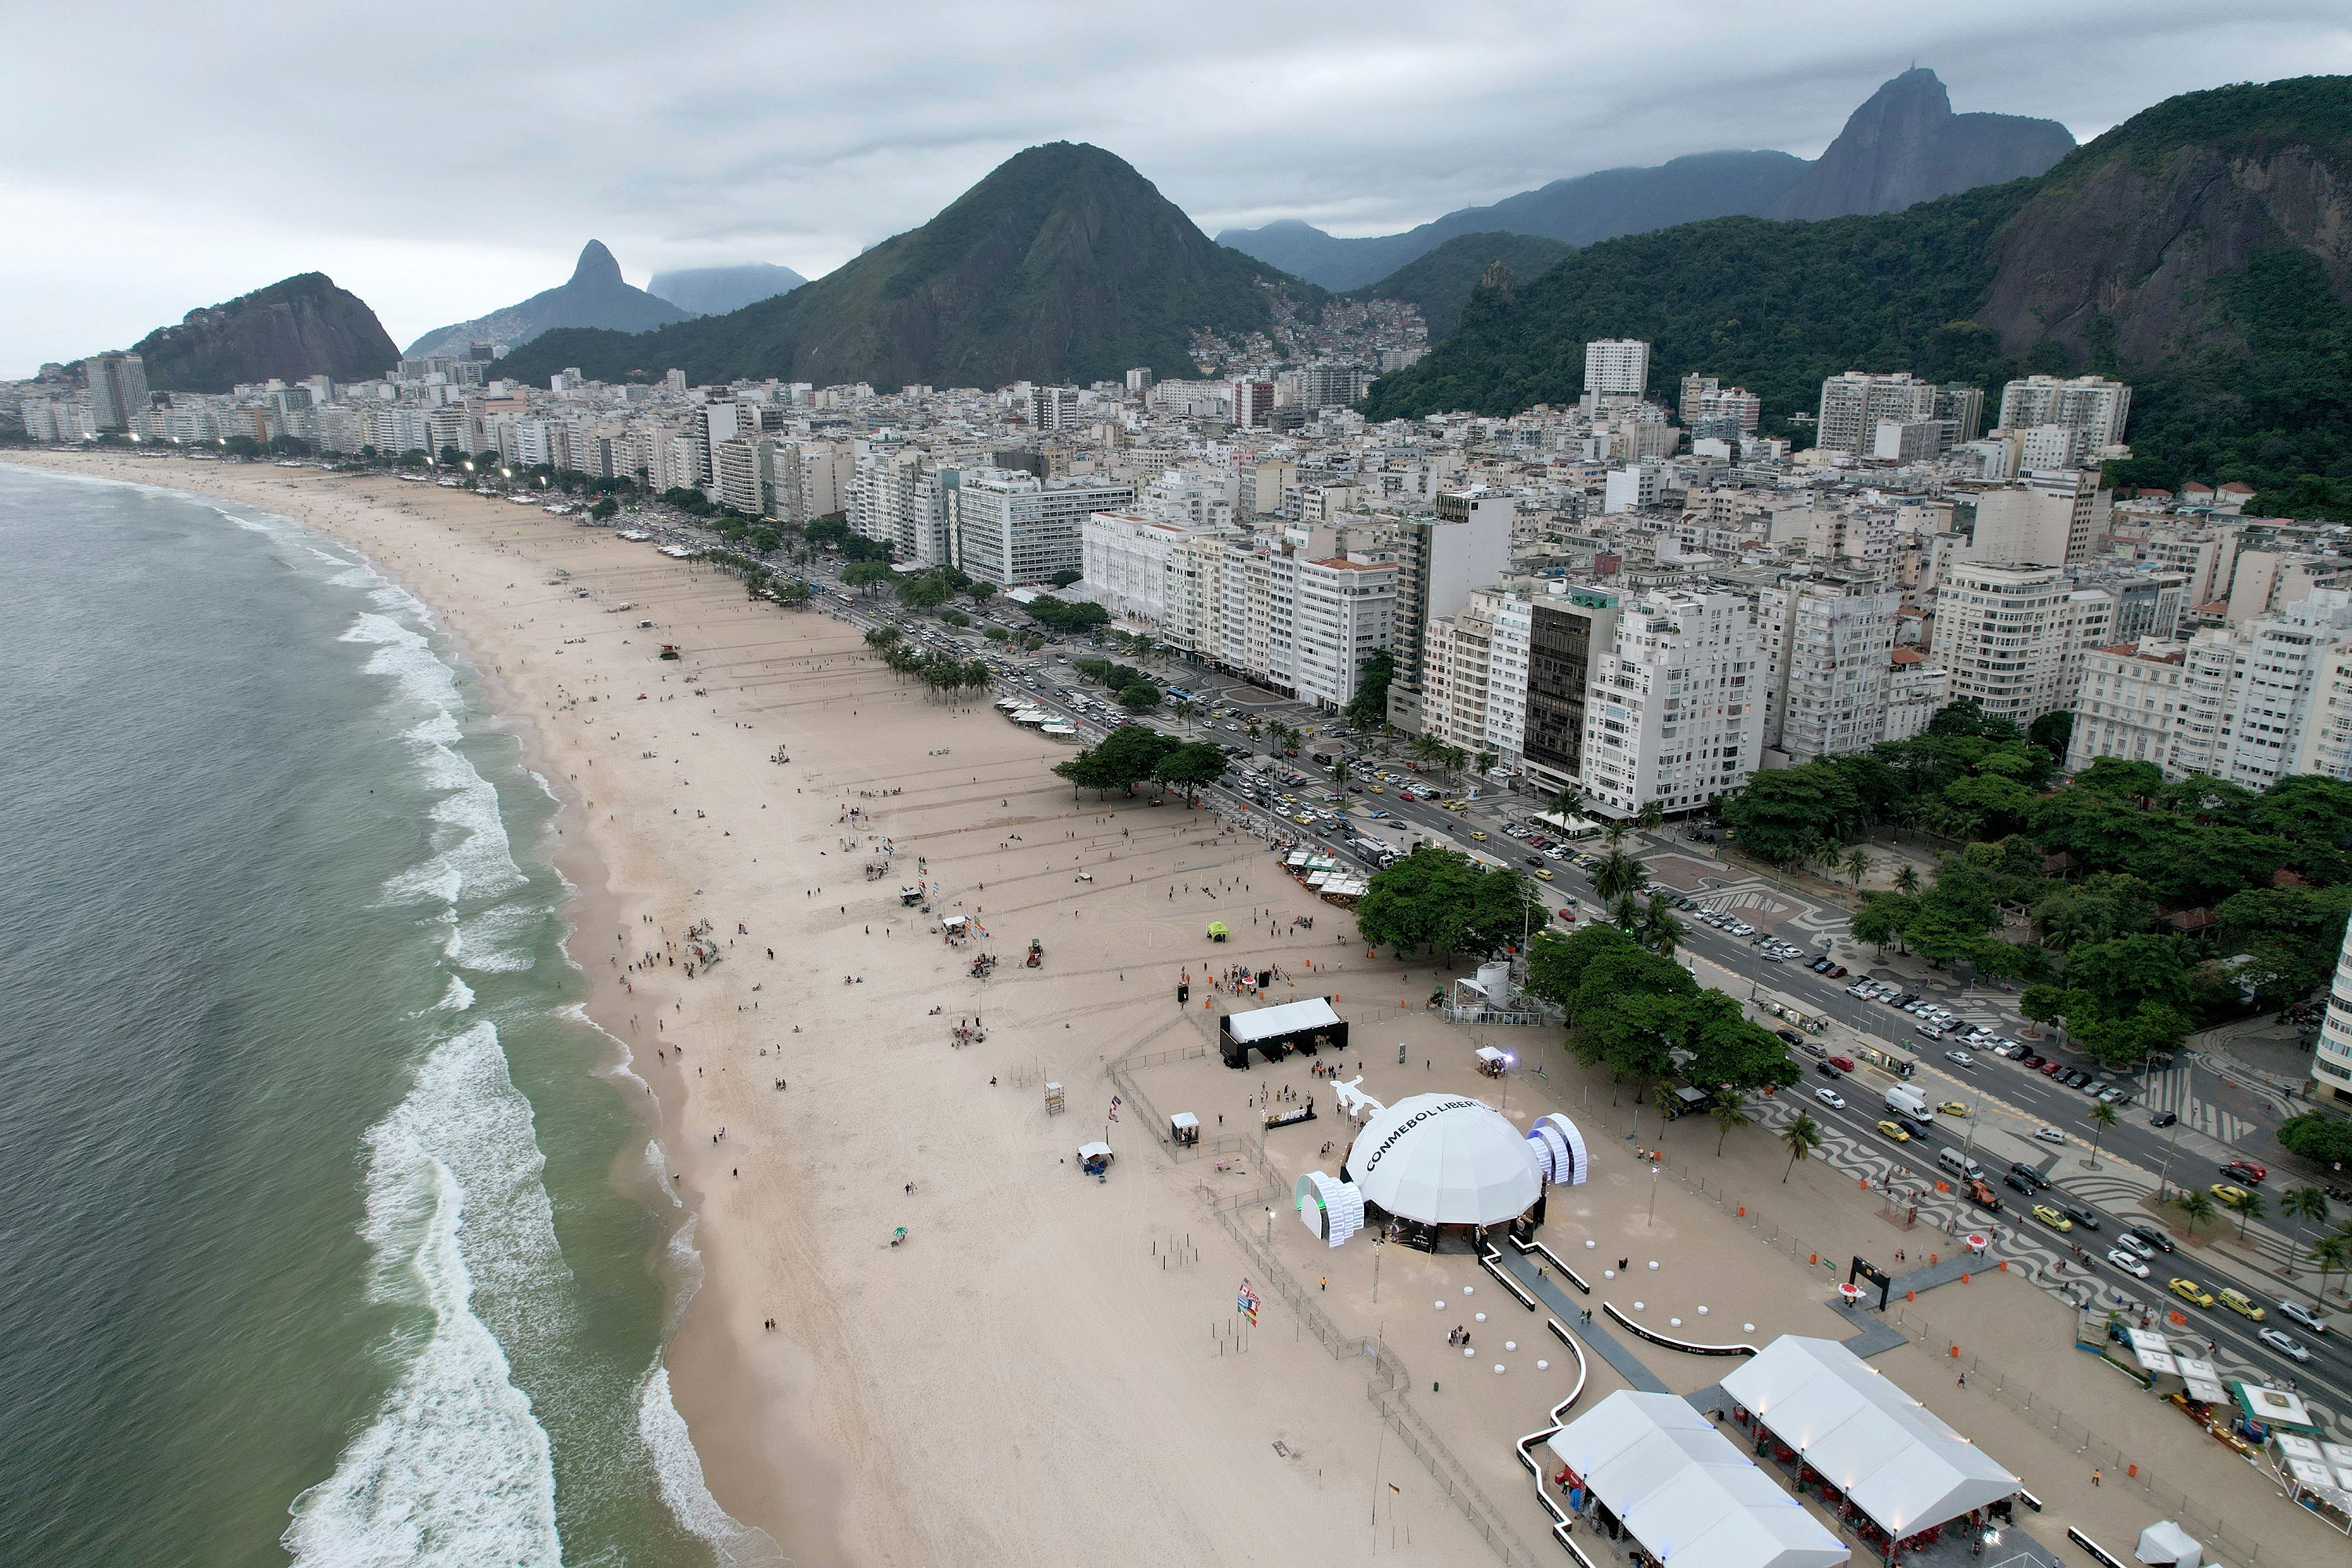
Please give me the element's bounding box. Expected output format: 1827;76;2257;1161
1343;1093;1543;1226
1548;1392;1849;1568
1721;1338;2017;1541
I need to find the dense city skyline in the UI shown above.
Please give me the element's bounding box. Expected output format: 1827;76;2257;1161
5;0;2349;375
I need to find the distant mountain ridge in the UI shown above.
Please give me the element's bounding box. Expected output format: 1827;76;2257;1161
1342;232;1574;339
130;274;397;393
406;241;691;358
1218;70;2074;290
494;142;1315;389
1359;76;2352;514
648;263;808;317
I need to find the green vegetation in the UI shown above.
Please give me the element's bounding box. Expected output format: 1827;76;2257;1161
1023;594;1109;633
2280;1112;2352;1169
1343;231;1574;339
1354;847;1547;961
1053;724;1203;800
1346;647;1396;728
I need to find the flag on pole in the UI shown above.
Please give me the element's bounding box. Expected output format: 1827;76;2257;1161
1237;1278;1260;1325
1108;1094;1123;1123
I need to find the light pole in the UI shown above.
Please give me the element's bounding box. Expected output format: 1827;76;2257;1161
2155;1112;2185;1200
1647;1161;1661;1227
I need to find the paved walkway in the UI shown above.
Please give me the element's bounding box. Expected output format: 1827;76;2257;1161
1492;1247;1671;1394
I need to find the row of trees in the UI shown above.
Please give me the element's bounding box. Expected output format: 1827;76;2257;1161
864;627;990;701
1071;656;1162;712
1023;594;1109;634
1355;847;1548;961
1051;724;1226;803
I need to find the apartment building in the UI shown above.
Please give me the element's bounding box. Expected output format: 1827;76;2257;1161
1080;509;1232;623
1579;589;1763;817
1424;588;1534;770
1997;375;2132;448
2312;916;2352;1105
85;354;149;432
1931;561;2114;724
1816;372;1937;456
1881;649;1951;742
1584;339;1651;398
1752;575;1901;762
1522;593;1624;794
1385;491;1514;732
953;469;1134;586
2066;641;2190;771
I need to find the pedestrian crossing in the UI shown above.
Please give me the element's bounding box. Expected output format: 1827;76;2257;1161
2140;1065;2257;1143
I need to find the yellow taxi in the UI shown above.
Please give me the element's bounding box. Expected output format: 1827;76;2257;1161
2031;1203;2073;1232
1367;786;1384;794
1936;1102;1969;1117
1534;868;1555;881
1875;1120;1911;1142
2219;1288;2265;1321
2211;1183;2252;1207
1469;830;1488;841
2168;1277;2216;1309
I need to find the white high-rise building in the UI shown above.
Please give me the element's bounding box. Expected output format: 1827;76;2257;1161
1031;385;1082;430
1425;587;1536;770
1754;577;1901;762
1584;339;1650;398
1387;491;1515;733
1579;589;1763;817
1816;372;1938;456
2067;640;2190;771
1080;509;1233;624
1931;561;2115;724
1997;375;2132;448
953;469;1134;586
2313;915;2352;1106
1290;555;1397;710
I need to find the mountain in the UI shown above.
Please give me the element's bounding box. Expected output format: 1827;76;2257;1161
1342;232;1574;339
1766;67;2075;220
129;274;397;393
648;262;808;316
1218;71;2074;291
1359;76;2352;516
1221;152;1805;290
405;241;692;358
493;143;1313;389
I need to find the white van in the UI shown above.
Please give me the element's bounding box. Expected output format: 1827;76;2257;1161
1936;1147;1984;1181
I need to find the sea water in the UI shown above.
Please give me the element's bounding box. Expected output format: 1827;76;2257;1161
0;466;779;1567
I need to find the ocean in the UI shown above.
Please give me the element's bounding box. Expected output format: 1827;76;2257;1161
0;465;776;1567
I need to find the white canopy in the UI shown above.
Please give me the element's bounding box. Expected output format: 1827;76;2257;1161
1225;996;1342;1045
1169;1112;1200;1131
1549;1392;1848;1568
1722;1337;2016;1538
1077;1141;1112;1160
2135;1520;2200;1567
1344;1092;1542;1225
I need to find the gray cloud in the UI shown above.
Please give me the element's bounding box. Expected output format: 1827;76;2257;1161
3;0;2346;375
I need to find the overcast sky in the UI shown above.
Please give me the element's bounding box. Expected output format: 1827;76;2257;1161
5;1;2347;376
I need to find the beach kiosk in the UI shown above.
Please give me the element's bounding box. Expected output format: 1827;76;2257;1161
1077;1141;1114;1177
1218;996;1348;1069
1169;1111;1201;1147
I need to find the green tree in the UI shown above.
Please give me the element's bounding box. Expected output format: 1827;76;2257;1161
864;626;900;650
2281;1186;2332;1271
844;560;895;596
1054;724;1176;799
1546;781;1584;824
589;495;619;521
1355;848;1545;961
1592;848;1646;904
1892;863;1922;896
1712;1093;1752;1156
2310;1232;2352;1302
1639;894;1685;960
1636;800;1665;835
897;572;953;609
1523;924;1642;1018
2176;1187;2217;1239
1843;848;1871;890
1780;1113;1823;1182
2224;1186;2267;1241
1721;768;1864;862
2279;1112;2352;1169
1116;681;1163;713
1851;895;1915;954
2085;1100;2119;1171
1152;741;1227;806
1347;648;1396;728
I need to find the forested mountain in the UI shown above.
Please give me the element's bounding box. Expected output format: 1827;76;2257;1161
406;241;691;358
494;143;1314;389
1342;233;1573;339
648;263;808;316
1360;77;2352;516
129;274;397;392
1219;71;2072;290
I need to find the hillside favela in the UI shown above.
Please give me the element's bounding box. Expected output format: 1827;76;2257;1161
11;11;2352;1568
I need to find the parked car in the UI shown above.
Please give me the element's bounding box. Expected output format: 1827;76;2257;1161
1827;1056;1856;1073
1775;1029;1806;1047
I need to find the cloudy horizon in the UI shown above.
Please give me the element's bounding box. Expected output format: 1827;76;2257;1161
5;0;2348;378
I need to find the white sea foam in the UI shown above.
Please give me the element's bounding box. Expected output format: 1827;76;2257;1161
284;1022;564;1567
446;904;541;973
636;1367;789;1567
436;975;475;1011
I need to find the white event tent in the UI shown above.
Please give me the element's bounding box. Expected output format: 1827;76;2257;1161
1548;1392;1849;1568
1722;1338;2017;1543
1343;1093;1543;1226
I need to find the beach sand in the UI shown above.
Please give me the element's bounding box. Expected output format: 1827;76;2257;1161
16;448;2341;1568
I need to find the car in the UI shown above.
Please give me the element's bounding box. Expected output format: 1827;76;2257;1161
2278;1301;2330;1334
2039;1061;2065;1076
1876;1120;1911;1142
2032;1126;2068;1145
2060;1202;2102;1231
2221;1160;2268;1185
2003;1172;2035;1195
1815;1087;1846;1109
2128;1224;2177;1255
1900;1115;1933;1138
2168;1277;2216;1309
2211;1183;2252;1207
1816;1061;1845;1081
2066;1069;2095;1090
2219;1288;2266;1321
1347;784;1364;793
2117;1230;2155;1258
1945;1050;1976;1069
2021;1052;2045;1069
1936;1101;1969;1117
2032;1204;2074;1233
1524;855;1546;868
2259;1327;2313;1362
2149;1111;2178;1128
2106;1249;2151;1278
1466;829;1484;840
1535;869;1555;881
1775;1029;1806;1047
1827;964;1848;978
1828;1056;1856;1073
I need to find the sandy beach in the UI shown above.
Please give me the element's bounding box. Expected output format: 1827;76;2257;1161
16;448;2343;1568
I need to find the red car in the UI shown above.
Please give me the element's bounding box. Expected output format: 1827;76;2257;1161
2040;1060;2064;1076
1828;1055;1857;1073
1399;791;1417;802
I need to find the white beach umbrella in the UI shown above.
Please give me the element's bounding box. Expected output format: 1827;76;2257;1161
1344;1093;1543;1226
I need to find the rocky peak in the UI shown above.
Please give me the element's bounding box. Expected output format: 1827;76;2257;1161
1768;68;2074;220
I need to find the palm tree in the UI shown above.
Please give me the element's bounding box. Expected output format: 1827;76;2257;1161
1642;894;1685;960
2227;1187;2267;1242
1892;864;1922;897
1547;781;1584;825
1593;848;1646;904
1780;1113;1823;1181
1843;849;1871;890
2281;1186;2332;1272
1712;1094;1752;1156
1636;800;1665;836
1612;891;1646;930
1602;816;1630;848
2310;1232;2352;1303
2085;1101;2118;1171
2176;1187;2217;1239
1330;758;1353;793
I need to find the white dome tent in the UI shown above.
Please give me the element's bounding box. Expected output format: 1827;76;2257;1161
1344;1093;1544;1230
